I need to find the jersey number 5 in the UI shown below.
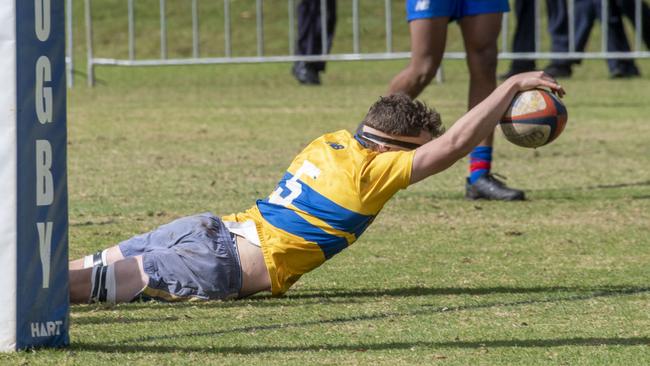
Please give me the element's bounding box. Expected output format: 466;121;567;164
269;160;321;207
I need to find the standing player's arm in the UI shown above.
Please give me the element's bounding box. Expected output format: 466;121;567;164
409;72;565;184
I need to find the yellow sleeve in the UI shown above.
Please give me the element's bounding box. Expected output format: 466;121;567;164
358;150;415;210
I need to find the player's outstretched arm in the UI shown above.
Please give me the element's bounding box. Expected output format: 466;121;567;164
410;72;564;184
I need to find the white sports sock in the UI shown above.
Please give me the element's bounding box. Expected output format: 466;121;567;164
89;264;117;304
105;265;117;304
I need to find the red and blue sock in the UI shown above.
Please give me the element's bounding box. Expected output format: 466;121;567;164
469;146;492;184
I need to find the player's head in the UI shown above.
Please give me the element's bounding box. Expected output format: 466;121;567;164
356;93;444;152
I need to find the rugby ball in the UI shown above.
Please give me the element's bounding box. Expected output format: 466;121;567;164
499;88;568;148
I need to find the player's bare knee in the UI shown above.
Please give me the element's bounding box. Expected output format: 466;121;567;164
134;256;148;286
466;46;498;72
104;246;126;264
113;256;148;303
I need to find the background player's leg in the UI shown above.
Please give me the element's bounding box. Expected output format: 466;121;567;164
461;13;524;201
460;13;501;116
611;0;650;49
461;13;501;177
293;0;322;84
602;1;640;78
387;18;449;98
69;256;148;304
501;0;537;78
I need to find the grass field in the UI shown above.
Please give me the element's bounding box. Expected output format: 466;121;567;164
3;1;650;365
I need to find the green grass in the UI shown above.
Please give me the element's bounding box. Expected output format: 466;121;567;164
5;58;645;365
4;1;650;364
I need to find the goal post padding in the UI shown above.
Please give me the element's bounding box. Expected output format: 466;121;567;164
0;0;69;351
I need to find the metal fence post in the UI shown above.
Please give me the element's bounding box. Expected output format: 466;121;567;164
160;0;167;59
385;0;392;53
257;0;264;57
128;0;135;60
435;67;444;84
84;0;95;87
320;0;327;55
601;0;609;53
288;0;295;55
352;0;359;54
66;0;73;88
224;0;231;57
192;0;199;58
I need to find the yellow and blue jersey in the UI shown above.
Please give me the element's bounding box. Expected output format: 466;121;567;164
223;130;415;295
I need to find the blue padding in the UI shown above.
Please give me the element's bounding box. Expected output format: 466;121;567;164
15;0;69;349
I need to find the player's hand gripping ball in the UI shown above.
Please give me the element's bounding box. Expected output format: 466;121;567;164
499;88;568;148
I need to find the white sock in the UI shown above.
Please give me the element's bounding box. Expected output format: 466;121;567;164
89;264;117;304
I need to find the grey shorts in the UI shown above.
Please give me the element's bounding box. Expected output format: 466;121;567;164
118;213;242;301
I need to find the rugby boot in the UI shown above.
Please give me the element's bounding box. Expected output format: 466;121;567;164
292;61;321;85
465;174;525;201
610;63;641;79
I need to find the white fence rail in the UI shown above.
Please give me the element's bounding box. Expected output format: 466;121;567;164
80;0;650;87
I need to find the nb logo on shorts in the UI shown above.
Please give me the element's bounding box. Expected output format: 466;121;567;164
415;0;430;11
